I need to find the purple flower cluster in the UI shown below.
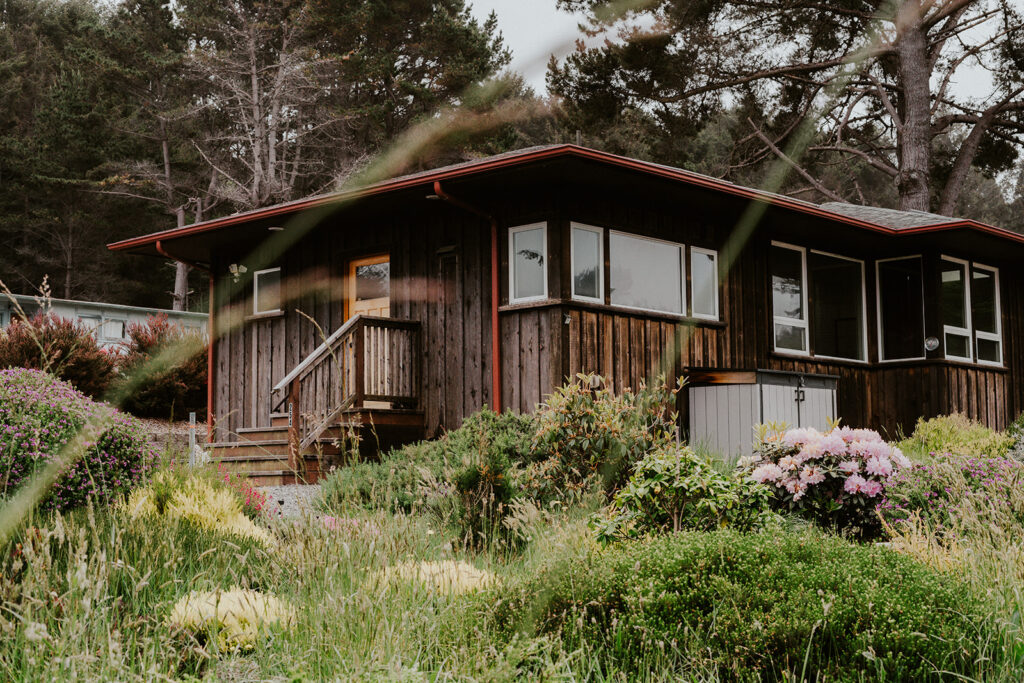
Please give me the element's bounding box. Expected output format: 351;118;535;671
878;455;1024;532
0;368;156;511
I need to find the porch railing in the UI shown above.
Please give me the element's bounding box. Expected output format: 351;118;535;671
270;315;421;470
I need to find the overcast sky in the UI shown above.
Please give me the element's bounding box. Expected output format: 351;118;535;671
468;0;586;94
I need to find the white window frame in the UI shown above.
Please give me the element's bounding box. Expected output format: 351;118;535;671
102;318;127;341
940;255;973;363
971;262;1002;367
508;223;548;305
875;255;927;362
570;222;604;304
253;267;282;315
808;249;868;363
689;246;720;321
770;241;809;356
79;315;102;339
608;230;686;316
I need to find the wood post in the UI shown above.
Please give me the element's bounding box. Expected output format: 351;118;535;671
354;319;365;407
287;380;302;483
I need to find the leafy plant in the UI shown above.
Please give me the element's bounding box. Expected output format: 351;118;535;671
115;314;207;420
0;368;155;511
593;444;773;543
0;313;116;399
899;413;1013;460
513;529;990;681
531;374;682;496
746;425;910;538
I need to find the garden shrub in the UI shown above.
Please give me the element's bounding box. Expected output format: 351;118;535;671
1006;411;1024;460
879;454;1024;537
515;529;989;681
217;463;270;519
746;425;909;538
531;374;681;497
0;368;155;511
116;314;207;420
593;444;773;542
900;413;1013;460
0;313;116;398
168;587;294;652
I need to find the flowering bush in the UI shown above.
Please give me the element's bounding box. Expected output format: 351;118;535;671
0;368;155;510
217;463;269;519
115;314;207;420
531;374;682;496
746;425;910;537
0;313;116;398
167;587;294;651
123;470;271;545
878;455;1024;537
593;444;774;543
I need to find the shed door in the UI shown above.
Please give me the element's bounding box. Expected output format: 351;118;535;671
346;254;390;319
760;372;837;430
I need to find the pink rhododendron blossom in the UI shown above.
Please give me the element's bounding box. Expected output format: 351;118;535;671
751;463;784;483
890;447;910;469
860;480;883;497
784;478;807;500
800;465;825;485
844;474;867;494
839;460;860;474
819;433;847;456
798;439;825;460
783;428;819;447
778;455;800;471
865;456;893;477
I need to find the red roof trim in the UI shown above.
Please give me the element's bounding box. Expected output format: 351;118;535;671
107;144;1024;251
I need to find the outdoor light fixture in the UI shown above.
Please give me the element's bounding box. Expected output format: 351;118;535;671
228;263;247;283
267;226;284;231
924;336;940;352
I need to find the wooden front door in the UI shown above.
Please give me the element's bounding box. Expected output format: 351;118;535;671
346;254;390;319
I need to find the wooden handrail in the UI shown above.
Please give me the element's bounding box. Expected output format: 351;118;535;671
272;313;363;401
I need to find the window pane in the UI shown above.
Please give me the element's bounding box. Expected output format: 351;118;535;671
971;267;997;334
774;323;806;352
572;227;601;299
355;262;389;301
255;269;281;313
940;259;967;328
512;227;545;300
809;253;864;360
609;233;683;313
103;319;125;339
945;332;970;359
691;250;718;318
771;246;804;320
878;258;924;360
978;337;1001;363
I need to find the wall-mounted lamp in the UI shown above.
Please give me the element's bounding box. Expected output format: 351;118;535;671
924;336;940;352
267;226;284;232
228;263;248;283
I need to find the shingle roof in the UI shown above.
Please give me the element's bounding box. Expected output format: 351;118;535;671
818;202;958;230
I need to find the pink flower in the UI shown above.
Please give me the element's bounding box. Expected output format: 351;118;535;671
798;439;825;460
839;460;860;474
865;456;893;477
783;427;821;448
844;474;867;494
784;478;807;500
861;480;883;498
819;433;847;456
778;455;800;471
751;463;784;484
890;447;910;470
800;465;825;486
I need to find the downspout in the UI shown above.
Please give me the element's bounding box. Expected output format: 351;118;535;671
431;181;502;412
155;240;216;441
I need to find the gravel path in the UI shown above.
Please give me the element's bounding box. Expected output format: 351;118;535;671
260;484;323;519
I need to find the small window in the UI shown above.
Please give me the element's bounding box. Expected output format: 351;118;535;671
79;315;102;338
972;264;1001;365
570;223;603;303
690;247;719;320
509;223;547;303
809;251;865;361
770;243;807;354
609;231;684;314
940;257;972;362
253;267;282;314
103;319;126;340
876;256;925;361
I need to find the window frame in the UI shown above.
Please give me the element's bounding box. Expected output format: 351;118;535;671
875;255;927;362
102;318;127;341
508;223;549;305
689;246;720;321
970;261;1003;367
939;255;973;363
569;222;605;304
807;248;868;363
607;229;686;316
770;241;810;357
253;267;283;315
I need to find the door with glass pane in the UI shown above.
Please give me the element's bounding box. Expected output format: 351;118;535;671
346;254;390;319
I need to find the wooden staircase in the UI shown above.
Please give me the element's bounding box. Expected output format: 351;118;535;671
207;315;424;485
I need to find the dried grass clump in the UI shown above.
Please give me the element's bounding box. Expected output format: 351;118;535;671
167;587;294;650
374;560;496;595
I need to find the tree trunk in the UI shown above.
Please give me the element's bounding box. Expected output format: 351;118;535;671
895;13;933;212
171;206;189;311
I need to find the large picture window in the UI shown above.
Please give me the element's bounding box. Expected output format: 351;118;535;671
690;247;719;320
609;231;684;314
808;251;866;361
876;256;925;361
509;223;547;303
253;267;282;314
770;243;808;354
571;223;603;302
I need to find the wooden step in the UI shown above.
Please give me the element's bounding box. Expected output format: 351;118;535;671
215;454;290;473
244;470;295;486
237;426;289;442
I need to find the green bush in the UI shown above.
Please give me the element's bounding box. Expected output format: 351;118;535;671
531;374;681;496
513;529;989;681
900;413;1013;460
0;368;156;511
593;444;774;542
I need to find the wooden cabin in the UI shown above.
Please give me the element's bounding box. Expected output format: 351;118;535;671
109;145;1024;482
